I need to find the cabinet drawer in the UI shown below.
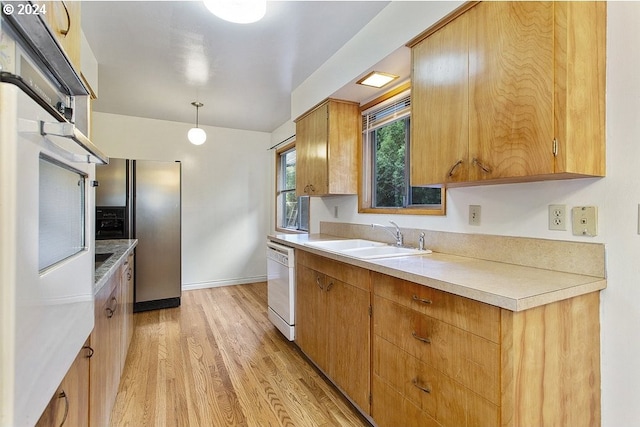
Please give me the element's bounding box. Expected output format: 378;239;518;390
374;336;499;427
297;250;370;291
373;272;500;343
374;295;499;404
373;375;441;427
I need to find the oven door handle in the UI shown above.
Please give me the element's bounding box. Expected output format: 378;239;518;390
39;121;109;165
18;118;109;165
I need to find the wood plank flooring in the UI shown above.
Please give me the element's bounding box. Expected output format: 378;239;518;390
110;283;371;427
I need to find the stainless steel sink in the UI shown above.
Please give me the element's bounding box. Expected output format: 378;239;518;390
95;252;114;269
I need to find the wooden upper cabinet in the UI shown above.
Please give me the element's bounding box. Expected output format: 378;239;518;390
409;1;605;187
469;1;554;181
553;1;606;177
295;99;360;197
411;12;469;185
39;1;82;72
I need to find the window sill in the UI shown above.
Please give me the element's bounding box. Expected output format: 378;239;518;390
275;227;309;235
358;206;445;216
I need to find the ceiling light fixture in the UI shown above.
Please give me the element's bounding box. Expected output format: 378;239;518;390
188;102;206;146
357;71;399;88
203;0;266;24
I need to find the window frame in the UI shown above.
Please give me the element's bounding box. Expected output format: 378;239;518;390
358;83;446;215
275;141;310;233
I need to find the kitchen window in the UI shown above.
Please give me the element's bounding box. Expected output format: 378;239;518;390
276;144;309;232
360;86;444;215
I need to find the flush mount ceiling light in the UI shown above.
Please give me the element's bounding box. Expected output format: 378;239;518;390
203;0;266;24
357;71;399;88
188;101;206;146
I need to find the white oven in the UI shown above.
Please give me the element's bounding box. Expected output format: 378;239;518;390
266;241;295;341
1;13;108;427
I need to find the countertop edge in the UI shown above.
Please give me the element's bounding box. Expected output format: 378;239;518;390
94;239;138;295
268;234;607;312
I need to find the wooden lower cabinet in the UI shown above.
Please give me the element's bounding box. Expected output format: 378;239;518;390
120;253;135;374
295;251;371;413
36;340;91;427
371;272;601;427
90;257;134;427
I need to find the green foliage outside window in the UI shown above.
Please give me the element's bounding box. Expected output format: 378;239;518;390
373;118;441;208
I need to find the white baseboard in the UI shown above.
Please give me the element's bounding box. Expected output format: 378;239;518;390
182;275;267;291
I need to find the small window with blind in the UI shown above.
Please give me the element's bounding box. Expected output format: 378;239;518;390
360;88;444;215
276;144;310;232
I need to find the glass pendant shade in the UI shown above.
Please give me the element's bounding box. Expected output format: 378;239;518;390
203;0;266;24
188;127;207;145
188;101;206;145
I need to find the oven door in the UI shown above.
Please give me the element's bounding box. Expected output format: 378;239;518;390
0;82;95;426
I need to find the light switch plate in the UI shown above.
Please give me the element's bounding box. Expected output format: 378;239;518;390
572;206;598;237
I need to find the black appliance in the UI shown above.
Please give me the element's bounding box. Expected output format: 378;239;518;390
96;207;127;239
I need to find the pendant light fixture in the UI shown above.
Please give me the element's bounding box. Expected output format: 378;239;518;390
203;0;266;24
188;101;206;145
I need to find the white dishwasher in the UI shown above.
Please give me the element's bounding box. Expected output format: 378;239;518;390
266;241;296;340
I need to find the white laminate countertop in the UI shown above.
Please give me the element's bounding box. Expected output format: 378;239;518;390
95;239;138;294
269;233;606;312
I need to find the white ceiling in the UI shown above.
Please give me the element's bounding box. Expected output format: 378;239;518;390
81;1;400;133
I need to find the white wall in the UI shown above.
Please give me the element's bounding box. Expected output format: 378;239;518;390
92;112;272;289
282;2;640;425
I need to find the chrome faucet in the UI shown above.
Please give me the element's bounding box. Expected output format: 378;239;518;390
372;221;404;247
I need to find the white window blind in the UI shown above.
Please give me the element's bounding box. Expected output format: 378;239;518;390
362;93;411;133
39;155;86;271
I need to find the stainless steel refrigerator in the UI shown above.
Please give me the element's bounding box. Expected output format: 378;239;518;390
96;158;181;312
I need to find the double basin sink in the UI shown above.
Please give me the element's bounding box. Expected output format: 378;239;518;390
304;239;430;260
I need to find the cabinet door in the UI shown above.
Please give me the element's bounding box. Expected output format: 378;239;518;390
326;278;371;413
296;103;328;196
90;279;121;427
36;342;90;427
326;101;359;194
38;1;82;71
120;254;134;374
295;264;328;368
411;12;469;186
469;1;554;181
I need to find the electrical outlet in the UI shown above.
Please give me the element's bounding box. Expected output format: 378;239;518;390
548;204;566;231
572;206;598;237
469;205;481;226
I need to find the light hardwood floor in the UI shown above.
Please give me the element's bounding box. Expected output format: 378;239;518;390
110;283;371;427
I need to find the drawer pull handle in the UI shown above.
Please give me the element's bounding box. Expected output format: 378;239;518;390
412;331;431;344
58;389;69;426
316;276;324;290
326;281;334;292
447;159;463;177
83;345;94;358
412;295;432;305
412;378;431;394
472;157;493;174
